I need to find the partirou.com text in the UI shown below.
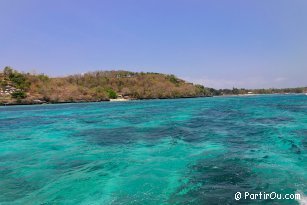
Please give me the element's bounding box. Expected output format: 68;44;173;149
235;191;301;201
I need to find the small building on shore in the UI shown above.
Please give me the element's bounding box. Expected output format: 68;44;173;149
109;94;131;102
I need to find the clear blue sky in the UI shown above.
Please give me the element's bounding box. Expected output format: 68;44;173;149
1;0;306;88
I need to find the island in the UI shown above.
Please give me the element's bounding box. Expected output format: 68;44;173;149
0;66;212;105
0;66;306;105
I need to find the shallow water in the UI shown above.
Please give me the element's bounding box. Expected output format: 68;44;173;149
0;94;306;204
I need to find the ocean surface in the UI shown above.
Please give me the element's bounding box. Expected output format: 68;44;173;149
0;94;306;205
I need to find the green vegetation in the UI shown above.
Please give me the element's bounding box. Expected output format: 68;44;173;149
167;74;180;85
2;66;30;90
209;87;307;96
0;67;306;105
107;89;117;99
3;66;13;76
9;72;30;90
11;90;27;100
0;67;211;104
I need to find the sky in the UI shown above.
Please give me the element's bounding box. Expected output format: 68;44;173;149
0;0;306;89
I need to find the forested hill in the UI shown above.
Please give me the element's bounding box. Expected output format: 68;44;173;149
0;67;211;104
1;67;306;105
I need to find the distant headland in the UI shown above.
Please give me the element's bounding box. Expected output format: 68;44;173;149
0;66;306;105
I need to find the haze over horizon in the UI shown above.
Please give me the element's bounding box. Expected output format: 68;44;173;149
1;0;306;89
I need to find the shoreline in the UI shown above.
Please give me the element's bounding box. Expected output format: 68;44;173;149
0;95;212;106
1;93;306;107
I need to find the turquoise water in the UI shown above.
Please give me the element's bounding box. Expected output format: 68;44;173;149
0;94;306;204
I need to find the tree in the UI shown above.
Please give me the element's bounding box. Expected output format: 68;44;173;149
232;87;240;95
3;66;13;76
9;72;30;90
0;79;7;87
167;74;180;85
107;89;117;99
11;90;27;100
